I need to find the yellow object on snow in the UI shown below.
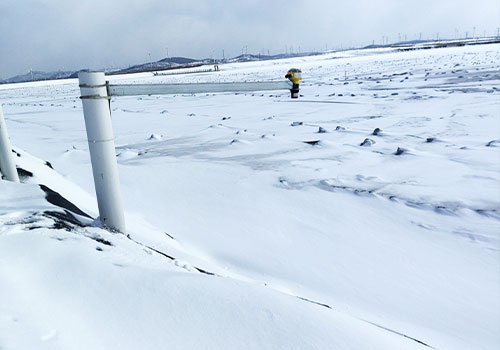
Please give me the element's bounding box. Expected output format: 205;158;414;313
285;68;302;85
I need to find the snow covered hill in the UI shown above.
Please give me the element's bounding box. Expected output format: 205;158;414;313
1;43;499;349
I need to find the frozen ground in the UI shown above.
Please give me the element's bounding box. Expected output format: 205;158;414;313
1;43;499;349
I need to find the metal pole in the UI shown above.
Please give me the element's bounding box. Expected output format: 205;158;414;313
0;105;20;182
78;72;126;233
108;81;292;97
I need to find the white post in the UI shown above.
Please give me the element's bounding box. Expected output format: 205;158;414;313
78;72;126;233
0;105;20;182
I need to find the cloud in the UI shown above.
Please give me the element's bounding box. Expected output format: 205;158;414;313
0;0;498;78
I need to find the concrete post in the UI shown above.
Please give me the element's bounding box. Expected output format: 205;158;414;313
0;105;20;182
78;72;125;233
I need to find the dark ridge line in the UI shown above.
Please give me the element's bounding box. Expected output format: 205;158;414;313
362;319;436;349
146;244;215;276
296;296;333;309
126;232;437;348
39;184;93;219
296;296;435;348
315;180;498;217
141;244;175;260
475;209;499;219
94;237;113;246
194;267;216;276
164;232;175;239
43;210;86;231
126;236;216;276
17;167;33;178
42;210;114;247
13;161;92;220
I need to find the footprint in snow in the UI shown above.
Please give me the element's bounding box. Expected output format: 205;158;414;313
303;140;321;146
148;134;162;140
117;150;138;159
486;140;500;147
174;259;194;272
394;147;408;155
41;329;58;342
230;139;251;145
278;177;289;187
360;138;375;147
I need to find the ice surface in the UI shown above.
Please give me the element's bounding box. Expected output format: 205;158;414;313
1;43;499;349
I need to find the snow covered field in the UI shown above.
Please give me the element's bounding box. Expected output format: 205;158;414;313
1;43;499;349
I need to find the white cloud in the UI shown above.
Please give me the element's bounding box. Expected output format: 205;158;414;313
0;0;498;78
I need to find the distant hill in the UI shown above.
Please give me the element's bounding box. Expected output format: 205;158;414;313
0;57;216;84
0;70;76;84
364;37;500;50
1;38;498;85
228;52;322;63
113;57;205;75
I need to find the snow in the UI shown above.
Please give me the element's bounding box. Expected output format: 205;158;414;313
1;43;499;349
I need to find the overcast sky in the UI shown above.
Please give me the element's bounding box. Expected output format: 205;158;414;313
0;0;498;78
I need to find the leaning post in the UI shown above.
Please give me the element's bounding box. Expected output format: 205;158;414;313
0;105;20;182
78;72;126;233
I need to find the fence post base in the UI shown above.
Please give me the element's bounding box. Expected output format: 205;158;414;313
0;105;20;183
